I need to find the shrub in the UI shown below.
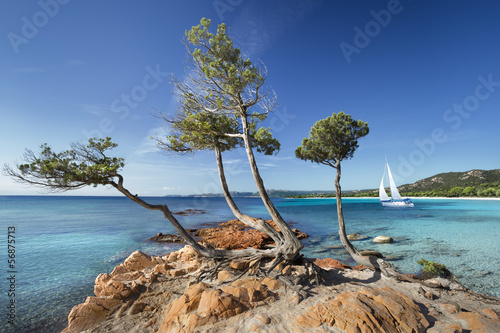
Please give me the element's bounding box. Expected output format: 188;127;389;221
417;258;452;279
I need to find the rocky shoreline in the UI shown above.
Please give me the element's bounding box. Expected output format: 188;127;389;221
61;220;500;333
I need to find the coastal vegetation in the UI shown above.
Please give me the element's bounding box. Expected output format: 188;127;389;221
417;258;452;279
295;112;379;269
155;17;303;264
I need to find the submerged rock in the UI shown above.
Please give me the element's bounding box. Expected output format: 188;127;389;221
372;235;394;243
149;232;184;243
347;233;369;241
173;209;206;216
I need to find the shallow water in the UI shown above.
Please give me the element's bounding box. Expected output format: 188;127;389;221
0;196;498;332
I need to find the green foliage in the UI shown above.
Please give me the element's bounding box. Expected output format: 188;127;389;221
185;18;263;111
165;109;242;154
6;137;124;191
295;111;369;167
417;258;452;279
160;18;280;157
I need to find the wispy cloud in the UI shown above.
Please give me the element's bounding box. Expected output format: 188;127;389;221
80;104;109;116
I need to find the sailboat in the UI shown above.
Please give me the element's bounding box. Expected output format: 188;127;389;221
379;161;414;207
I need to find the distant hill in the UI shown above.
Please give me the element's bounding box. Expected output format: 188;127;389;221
398;169;500;193
346;169;500;198
288;169;500;198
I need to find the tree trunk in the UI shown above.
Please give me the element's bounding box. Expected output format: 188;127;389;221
240;114;303;260
110;175;278;260
334;162;378;269
214;142;284;245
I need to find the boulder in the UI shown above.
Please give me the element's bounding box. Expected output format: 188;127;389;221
347;233;369;241
295;287;430;332
123;251;156;271
314;258;352;270
62;296;122;333
229;259;249;270
372;236;394;243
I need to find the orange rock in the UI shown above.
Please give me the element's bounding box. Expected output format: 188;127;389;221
295;287;430;333
454;310;500;333
123;251;156;271
314;258;352;270
63;296;122;333
229;259;249;270
154;263;173;275
217;270;233;282
197;289;247;319
231;278;272;303
481;308;499;320
261;277;282;291
221;285;250;303
159;282;247;333
441;303;461;314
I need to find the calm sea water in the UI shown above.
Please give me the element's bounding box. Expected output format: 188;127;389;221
0;196;499;332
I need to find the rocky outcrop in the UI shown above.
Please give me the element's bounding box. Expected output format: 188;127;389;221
61;211;500;333
62;247;500;333
150;219;307;249
62;247;201;333
158;277;279;332
195;219;307;250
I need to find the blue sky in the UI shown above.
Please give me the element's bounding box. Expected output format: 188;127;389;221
1;0;500;196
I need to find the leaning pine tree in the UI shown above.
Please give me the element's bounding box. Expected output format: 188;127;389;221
295;112;395;272
3;138;278;261
164;18;304;263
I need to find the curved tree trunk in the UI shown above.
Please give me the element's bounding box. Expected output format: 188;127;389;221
214;142;284;245
110;175;278;260
334;162;379;269
240;114;304;261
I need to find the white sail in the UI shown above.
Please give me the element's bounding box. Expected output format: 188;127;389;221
379;164;390;201
386;163;403;200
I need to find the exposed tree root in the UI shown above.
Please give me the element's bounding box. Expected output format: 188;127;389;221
195;252;327;289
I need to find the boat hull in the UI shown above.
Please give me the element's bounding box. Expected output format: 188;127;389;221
381;199;414;208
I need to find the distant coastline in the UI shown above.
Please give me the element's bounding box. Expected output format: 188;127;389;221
290;196;500;201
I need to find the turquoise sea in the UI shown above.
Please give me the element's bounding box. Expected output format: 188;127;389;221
1;196;499;332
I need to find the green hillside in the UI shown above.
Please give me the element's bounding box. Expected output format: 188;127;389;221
343;169;500;198
288;169;500;198
398;169;500;197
